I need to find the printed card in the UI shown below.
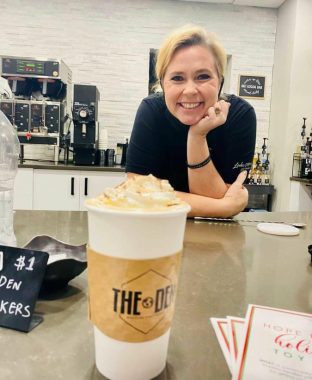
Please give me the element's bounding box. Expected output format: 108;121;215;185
232;304;312;380
227;316;246;369
210;317;232;372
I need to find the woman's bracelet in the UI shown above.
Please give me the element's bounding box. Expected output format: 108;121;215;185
187;155;211;169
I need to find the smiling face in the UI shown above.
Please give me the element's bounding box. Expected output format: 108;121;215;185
162;44;220;125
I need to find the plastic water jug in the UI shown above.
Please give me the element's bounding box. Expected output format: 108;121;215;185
0;110;20;246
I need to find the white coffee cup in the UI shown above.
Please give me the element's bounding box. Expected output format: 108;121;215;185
86;202;190;380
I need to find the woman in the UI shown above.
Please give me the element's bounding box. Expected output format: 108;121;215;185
126;25;256;217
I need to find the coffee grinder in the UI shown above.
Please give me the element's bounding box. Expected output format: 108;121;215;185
71;84;100;165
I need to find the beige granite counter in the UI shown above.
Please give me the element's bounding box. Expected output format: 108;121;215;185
1;210;311;379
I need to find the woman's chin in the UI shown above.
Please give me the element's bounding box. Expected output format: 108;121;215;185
178;115;203;126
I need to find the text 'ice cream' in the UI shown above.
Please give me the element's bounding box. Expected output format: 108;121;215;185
86;174;187;211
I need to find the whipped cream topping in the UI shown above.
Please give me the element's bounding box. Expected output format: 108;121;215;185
87;174;185;211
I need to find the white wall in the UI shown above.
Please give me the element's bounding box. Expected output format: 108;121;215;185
0;0;276;159
269;0;312;210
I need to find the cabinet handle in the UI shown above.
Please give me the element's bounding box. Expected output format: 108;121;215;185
84;177;88;196
71;177;75;196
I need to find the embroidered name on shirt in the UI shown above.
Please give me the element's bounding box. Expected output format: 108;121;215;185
233;162;252;170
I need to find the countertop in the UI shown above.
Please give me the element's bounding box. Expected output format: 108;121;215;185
290;176;312;184
18;160;126;172
1;211;312;380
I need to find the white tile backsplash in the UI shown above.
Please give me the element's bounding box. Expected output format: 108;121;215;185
0;0;276;160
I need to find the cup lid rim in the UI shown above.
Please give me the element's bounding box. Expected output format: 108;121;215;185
85;202;191;216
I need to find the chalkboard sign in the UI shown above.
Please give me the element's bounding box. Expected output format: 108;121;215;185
238;75;265;98
0;245;48;332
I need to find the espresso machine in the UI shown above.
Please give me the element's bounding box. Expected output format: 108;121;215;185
71;84;100;165
0;55;72;163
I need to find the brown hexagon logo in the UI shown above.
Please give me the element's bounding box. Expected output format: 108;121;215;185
117;269;176;334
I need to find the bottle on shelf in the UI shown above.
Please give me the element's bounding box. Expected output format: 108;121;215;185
248;139;271;186
121;137;129;167
248;174;255;185
0;110;20;246
304;137;312;179
301;117;307;139
308;129;312;178
264;174;270;185
292;117;312;178
300;137;309;178
261;138;268;155
255;153;261;171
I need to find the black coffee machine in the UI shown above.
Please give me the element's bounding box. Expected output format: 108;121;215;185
71;84;100;165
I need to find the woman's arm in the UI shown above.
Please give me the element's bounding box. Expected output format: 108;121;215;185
177;171;248;217
127;171;248;218
187;100;230;198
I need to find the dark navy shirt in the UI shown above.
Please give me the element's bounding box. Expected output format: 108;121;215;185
126;93;256;192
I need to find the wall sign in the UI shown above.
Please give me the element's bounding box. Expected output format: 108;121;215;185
238;75;265;99
0;245;48;332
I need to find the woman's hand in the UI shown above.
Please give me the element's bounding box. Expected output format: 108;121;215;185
176;171;249;218
222;171;249;216
189;100;230;137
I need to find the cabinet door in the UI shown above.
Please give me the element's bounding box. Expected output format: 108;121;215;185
33;170;80;211
289;181;312;211
79;171;125;210
14;168;33;210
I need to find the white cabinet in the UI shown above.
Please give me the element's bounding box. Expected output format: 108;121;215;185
33;169;125;211
33;170;80;211
289;181;312;211
14;168;33;210
79;171;125;211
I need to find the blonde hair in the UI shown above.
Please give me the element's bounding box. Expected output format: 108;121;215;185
155;25;227;90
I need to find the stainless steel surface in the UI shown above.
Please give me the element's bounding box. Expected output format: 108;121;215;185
18;160;126;172
1;56;72;164
0;55;72;82
1;210;311;380
195;216;307;228
23;235;87;291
